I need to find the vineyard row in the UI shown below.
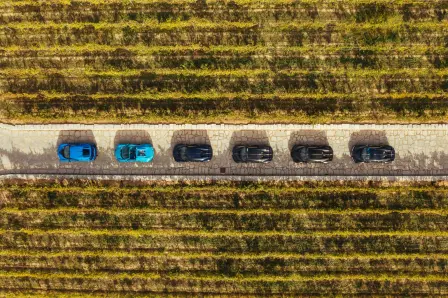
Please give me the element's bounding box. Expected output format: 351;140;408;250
2;187;448;210
0;69;446;94
0;0;446;24
0;272;446;295
1;230;448;253
1;48;446;70
0;209;447;232
0;22;446;47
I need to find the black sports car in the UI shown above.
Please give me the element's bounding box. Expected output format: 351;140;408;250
291;145;333;163
173;144;213;162
232;145;273;163
351;145;395;163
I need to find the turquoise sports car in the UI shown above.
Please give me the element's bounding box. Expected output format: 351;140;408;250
115;144;154;162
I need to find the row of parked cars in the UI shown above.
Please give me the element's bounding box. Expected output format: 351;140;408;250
57;143;396;164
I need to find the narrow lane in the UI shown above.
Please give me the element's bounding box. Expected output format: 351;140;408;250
0;123;447;177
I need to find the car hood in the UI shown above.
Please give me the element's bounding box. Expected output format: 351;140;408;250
247;147;273;161
135;145;154;162
308;148;333;159
187;147;212;159
70;145;90;160
370;148;395;160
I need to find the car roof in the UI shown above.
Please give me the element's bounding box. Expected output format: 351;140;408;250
117;144;154;161
187;146;209;157
69;144;90;159
244;147;272;161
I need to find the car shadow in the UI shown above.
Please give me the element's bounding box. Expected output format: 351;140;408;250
57;130;96;146
230;130;270;147
0;146;57;173
114;130;152;148
171;130;211;146
288;130;329;150
348;130;389;151
391;151;448;175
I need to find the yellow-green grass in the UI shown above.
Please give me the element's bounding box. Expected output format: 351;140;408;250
0;180;448;294
0;0;446;26
1;208;447;232
0;0;446;124
1;45;444;71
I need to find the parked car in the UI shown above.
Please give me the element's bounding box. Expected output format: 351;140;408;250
115;144;154;162
351;145;395;163
232;145;273;163
173;144;213;162
58;143;97;162
291;145;333;163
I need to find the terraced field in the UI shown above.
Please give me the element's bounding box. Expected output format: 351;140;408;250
0;180;446;295
1;1;447;296
0;0;447;123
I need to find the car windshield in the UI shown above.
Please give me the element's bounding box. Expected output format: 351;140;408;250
62;146;70;158
239;147;248;161
361;148;370;160
179;146;189;161
82;148;90;156
121;147;130;159
299;147;309;161
129;147;136;160
370;148;386;160
121;146;137;160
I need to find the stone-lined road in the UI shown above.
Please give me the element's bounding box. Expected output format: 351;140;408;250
0;123;447;177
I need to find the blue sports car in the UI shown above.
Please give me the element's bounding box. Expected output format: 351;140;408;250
58;143;97;162
115;144;154;162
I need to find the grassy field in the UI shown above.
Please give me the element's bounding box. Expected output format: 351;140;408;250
0;0;447;123
0;179;447;295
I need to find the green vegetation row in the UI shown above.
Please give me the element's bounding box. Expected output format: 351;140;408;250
1;209;447;232
0;272;446;295
1;251;447;275
1;180;447;294
2;92;448;124
1;229;447;254
3;183;448;210
1;46;446;70
0;1;445;125
0;69;445;95
0;0;446;24
2;44;446;56
1;21;446;47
